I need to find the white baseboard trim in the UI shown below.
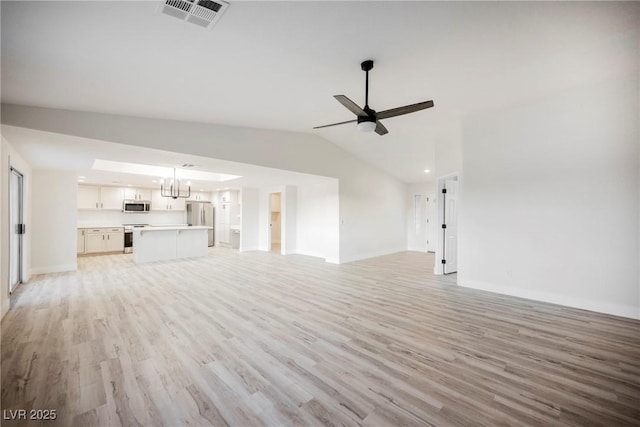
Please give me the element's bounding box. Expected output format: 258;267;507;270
239;246;260;252
294;250;322;258
407;246;429;253
30;263;77;276
339;247;406;264
458;278;640;320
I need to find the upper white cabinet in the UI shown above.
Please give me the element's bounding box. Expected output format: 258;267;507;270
78;185;123;210
187;192;210;202
219;191;232;204
124;187;152;201
172;197;186;211
100;187;125;209
78;185;101;209
151;190;186;211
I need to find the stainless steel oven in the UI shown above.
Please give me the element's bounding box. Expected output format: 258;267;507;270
123;224;148;253
124;230;133;253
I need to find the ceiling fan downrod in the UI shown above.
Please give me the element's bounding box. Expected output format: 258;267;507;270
361;60;373;109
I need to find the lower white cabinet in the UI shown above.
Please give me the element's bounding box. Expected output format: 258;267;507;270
106;232;124;252
77;229;86;254
81;228;124;254
86;232;105;254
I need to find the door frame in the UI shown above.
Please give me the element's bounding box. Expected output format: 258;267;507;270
426;192;436;253
9;166;25;294
435;172;459;277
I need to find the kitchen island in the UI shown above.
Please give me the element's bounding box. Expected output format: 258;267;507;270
132;226;210;264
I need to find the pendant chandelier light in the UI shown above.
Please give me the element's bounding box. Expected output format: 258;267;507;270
160;168;191;199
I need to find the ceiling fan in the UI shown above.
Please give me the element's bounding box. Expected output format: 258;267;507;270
313;60;434;136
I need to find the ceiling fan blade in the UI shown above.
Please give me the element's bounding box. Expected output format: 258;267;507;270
376;100;434;120
313;119;357;129
375;121;389;136
334;95;366;117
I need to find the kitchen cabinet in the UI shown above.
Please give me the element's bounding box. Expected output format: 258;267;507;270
106;231;124;252
124;187;152;201
230;228;240;249
77;185;124;210
85;232;105;254
77;229;86;254
219;191;232;203
187;192;210;202
218;202;233;245
151;190;186;211
171;197;186;211
83;227;124;254
100;187;125;209
215;190;239;246
78;185;101;209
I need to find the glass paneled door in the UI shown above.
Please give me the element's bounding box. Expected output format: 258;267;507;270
9;167;24;293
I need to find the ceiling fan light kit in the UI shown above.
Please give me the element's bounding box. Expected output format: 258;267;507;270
314;60;434;136
357;120;376;133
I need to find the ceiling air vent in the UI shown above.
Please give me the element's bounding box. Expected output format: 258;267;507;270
161;0;229;30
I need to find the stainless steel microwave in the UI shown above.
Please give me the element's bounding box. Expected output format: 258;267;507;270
123;200;151;213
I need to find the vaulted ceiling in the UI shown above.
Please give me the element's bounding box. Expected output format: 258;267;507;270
2;1;638;182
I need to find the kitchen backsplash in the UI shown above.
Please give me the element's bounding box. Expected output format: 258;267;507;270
78;210;187;226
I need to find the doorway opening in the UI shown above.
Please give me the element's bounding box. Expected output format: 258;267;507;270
9;167;25;293
269;192;282;253
436;174;458;276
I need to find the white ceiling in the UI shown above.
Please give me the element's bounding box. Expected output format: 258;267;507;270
1;1;638;182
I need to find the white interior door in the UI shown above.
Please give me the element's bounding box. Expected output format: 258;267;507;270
443;179;458;274
9;168;24;293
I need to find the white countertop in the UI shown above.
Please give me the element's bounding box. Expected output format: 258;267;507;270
78;225;124;229
134;226;210;232
78;223;190;229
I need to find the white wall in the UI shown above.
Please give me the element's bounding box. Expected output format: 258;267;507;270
1;105;407;264
0;137;32;319
31;170;78;275
254;180;340;262
283;186;297;255
338;165;407;263
459;74;640;319
435;120;462;178
406;182;437;252
240;188;260;251
296;180;340;262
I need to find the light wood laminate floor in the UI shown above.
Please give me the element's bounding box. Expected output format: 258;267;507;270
2;249;640;426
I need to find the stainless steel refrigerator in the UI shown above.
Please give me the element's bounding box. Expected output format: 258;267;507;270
186;202;215;246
